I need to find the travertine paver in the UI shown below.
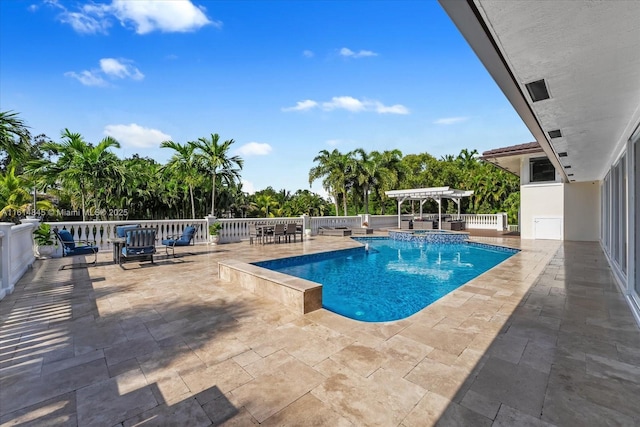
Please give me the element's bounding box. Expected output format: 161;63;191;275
1;234;639;426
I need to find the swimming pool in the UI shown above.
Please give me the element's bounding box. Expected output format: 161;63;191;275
253;238;518;322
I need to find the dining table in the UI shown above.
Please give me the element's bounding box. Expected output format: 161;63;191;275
256;224;274;244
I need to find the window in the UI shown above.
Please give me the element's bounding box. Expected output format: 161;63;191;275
529;157;555;182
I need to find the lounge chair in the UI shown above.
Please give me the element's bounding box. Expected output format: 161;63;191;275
413;220;434;230
52;227;99;265
121;228;156;265
162;225;197;257
318;226;352;237
351;227;374;235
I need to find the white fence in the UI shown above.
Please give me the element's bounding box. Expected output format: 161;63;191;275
47;219;209;251
0;220;39;300
44;213;508;249
216;217;303;244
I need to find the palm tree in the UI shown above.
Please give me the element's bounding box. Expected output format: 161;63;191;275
372;149;405;214
161;140;200;219
28;130;121;220
309;149;352;216
0;165;54;220
192;133;244;217
351;149;401;215
254;193;277;217
0;111;30;167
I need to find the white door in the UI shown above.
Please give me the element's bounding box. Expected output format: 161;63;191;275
533;217;563;240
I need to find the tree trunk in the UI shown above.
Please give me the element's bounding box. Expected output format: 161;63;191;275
342;192;348;216
81;190;86;221
189;184;195;219
210;173;216;216
363;186;369;215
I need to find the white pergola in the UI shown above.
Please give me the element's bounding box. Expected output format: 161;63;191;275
385;187;474;229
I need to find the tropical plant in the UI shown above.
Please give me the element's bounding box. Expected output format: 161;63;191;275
192;133;244;217
0;110;31;167
28;130;122;220
0;165;55;221
309;149;352;216
253;193;277;218
161;140;200;219
33;223;54;246
208;222;222;235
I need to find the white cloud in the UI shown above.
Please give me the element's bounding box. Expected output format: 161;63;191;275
434;117;469;125
46;0;112;34
326;139;342;146
241;179;256;195
323;96;366;112
49;0;216;35
374;102;410;115
235;142;272;156
339;47;378;58
281;99;318;112
64;70;108;87
283;96;409;115
110;0;216;34
100;58;144;80
103;123;170;148
302;50;314;58
66;58;144;86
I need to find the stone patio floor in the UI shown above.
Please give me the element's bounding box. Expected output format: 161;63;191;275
1;233;639;426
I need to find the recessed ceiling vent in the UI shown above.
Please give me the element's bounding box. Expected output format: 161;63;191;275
548;129;562;139
525;79;550;102
564;165;572;169
558;152;568;157
568;173;574;176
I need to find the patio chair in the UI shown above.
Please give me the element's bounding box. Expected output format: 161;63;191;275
249;223;263;245
161;225;197;257
120;228;156;265
285;223;300;242
115;224;141;238
52;227;99;265
272;223;287;243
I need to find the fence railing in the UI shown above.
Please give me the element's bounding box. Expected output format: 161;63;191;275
47;219;209;251
0;220;39;300
216;217;303;244
44;213;508;250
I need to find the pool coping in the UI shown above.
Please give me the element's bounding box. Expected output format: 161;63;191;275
218;259;323;314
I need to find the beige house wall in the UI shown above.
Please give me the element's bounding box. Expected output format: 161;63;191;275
564;181;601;242
520;183;564;240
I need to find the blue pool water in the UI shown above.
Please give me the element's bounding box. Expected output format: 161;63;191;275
253;238;518;322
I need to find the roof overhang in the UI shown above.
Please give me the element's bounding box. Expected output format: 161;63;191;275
385;187;473;202
480;141;544;176
439;0;640;182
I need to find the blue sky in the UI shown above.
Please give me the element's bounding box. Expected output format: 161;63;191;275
0;0;533;197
